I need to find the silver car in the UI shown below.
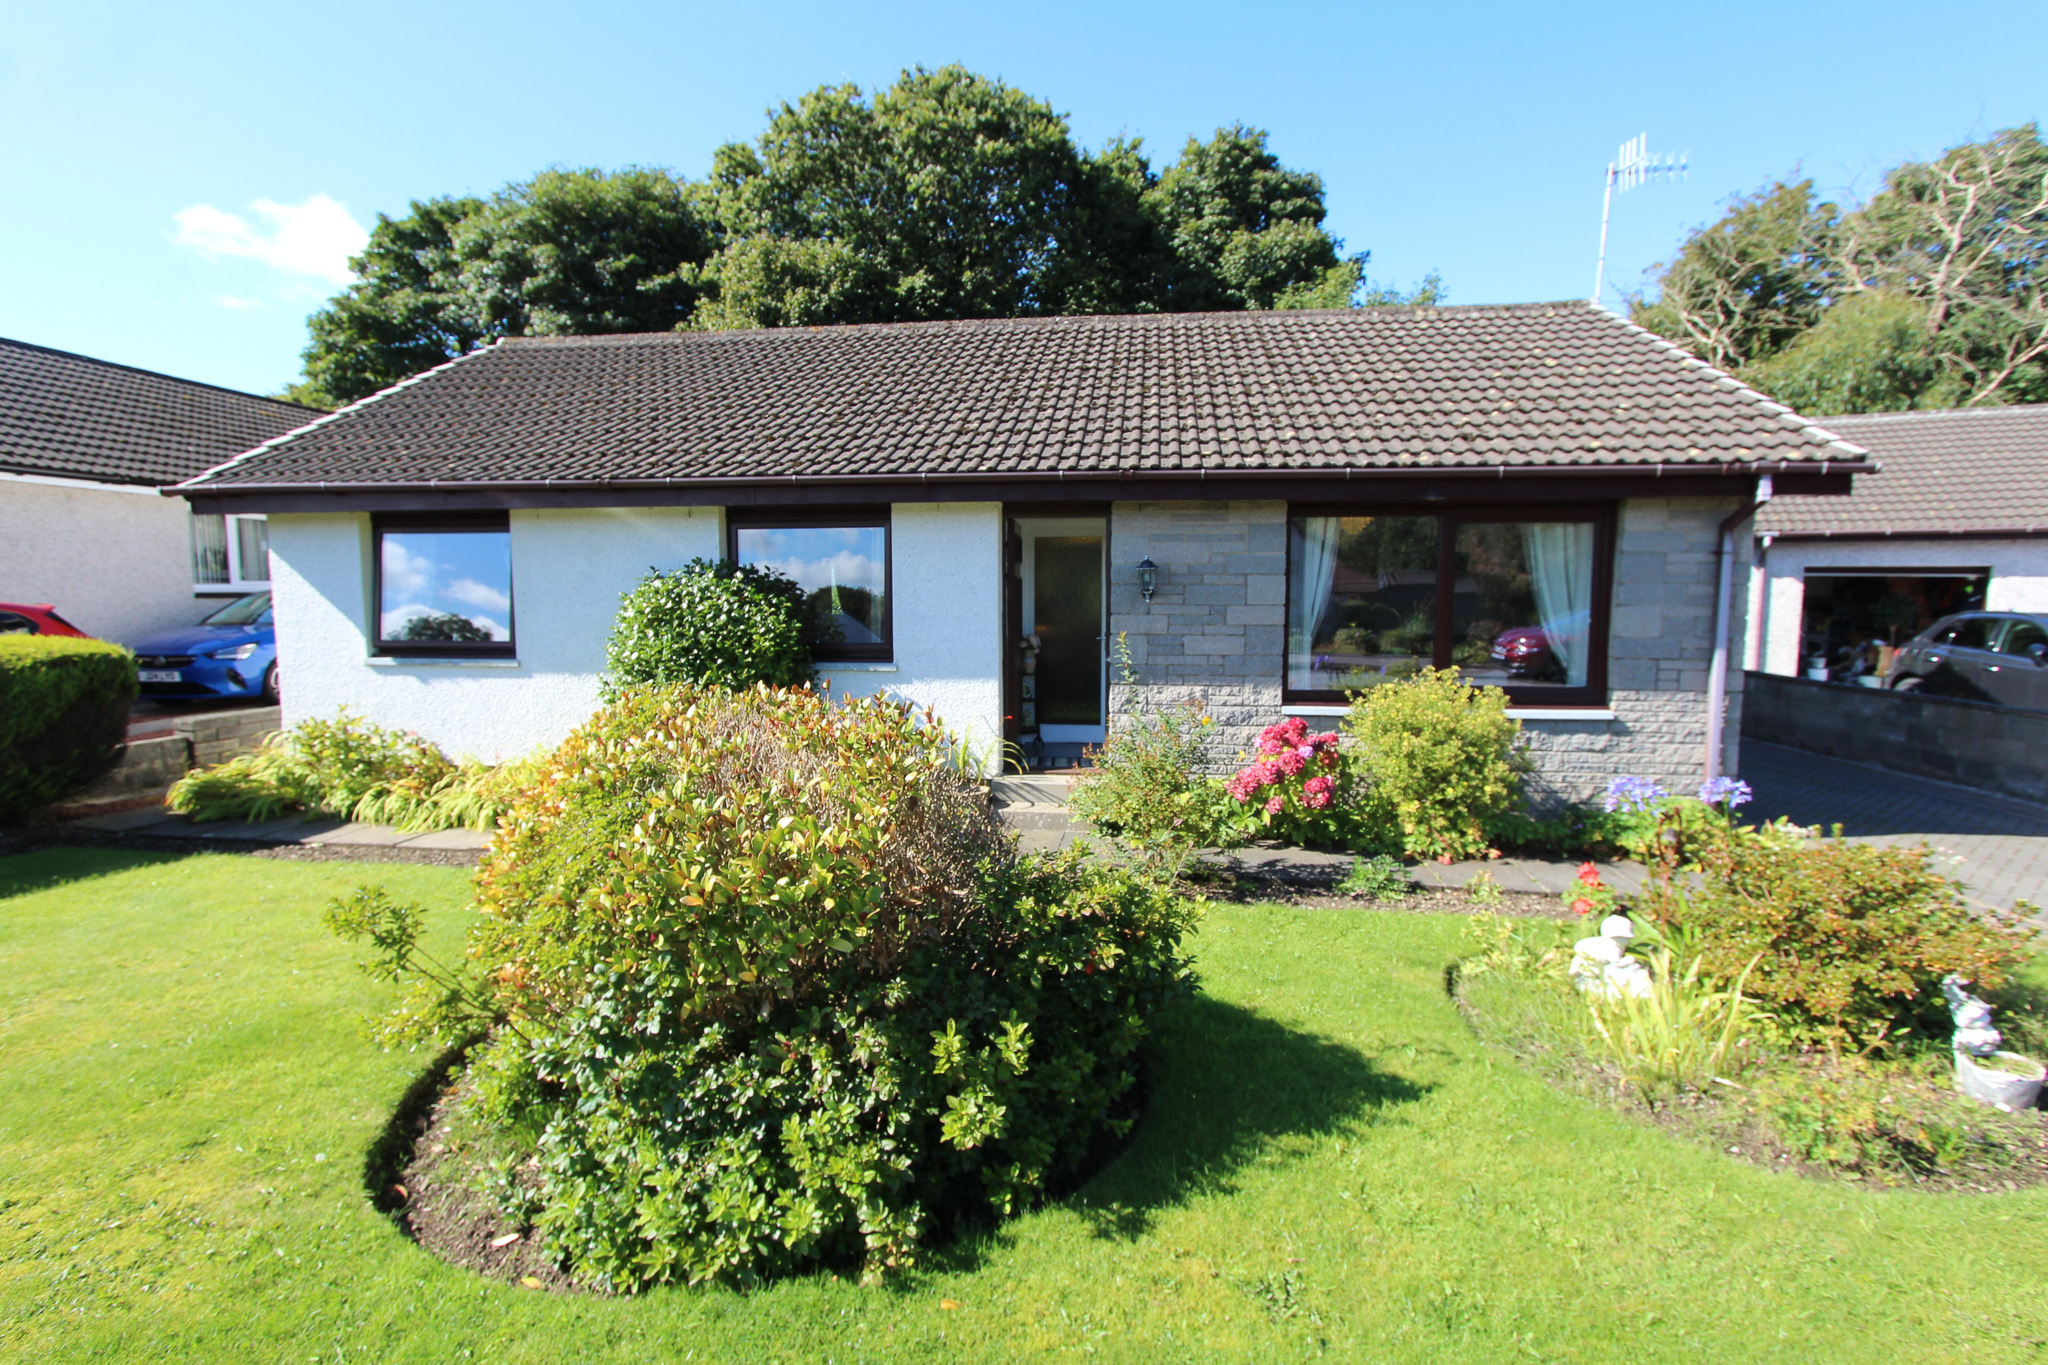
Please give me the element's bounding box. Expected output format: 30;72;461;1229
1889;612;2048;709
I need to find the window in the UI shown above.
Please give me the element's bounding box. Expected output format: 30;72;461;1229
1997;619;2048;657
372;514;514;657
1286;508;1610;705
729;513;890;660
190;512;272;590
1941;616;1995;651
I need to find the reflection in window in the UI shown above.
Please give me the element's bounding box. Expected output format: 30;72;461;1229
376;525;514;650
734;524;888;656
1287;516;1438;692
1454;523;1594;689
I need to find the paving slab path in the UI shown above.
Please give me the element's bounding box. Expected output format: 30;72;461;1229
65;807;493;853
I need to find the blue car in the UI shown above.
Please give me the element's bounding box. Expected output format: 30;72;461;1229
133;591;280;703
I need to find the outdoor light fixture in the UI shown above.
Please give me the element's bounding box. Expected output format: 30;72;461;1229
1137;557;1159;602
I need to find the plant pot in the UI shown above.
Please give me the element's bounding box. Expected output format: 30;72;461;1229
1954;1048;2047;1110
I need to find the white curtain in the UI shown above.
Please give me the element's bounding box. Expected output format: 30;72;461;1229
1520;522;1594;687
1289;517;1342;689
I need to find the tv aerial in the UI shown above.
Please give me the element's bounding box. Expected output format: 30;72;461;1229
1591;133;1687;309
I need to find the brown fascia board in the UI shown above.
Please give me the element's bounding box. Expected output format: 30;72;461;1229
178;460;1868;515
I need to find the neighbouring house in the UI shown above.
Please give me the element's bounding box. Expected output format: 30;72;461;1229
172;303;1868;801
1746;404;2048;682
0;336;318;643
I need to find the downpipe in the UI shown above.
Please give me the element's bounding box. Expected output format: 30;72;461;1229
1705;474;1773;782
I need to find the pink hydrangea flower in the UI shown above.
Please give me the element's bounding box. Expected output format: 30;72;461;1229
1276;748;1307;778
1303;775;1334;809
1258;717;1310;754
1264;794;1285;815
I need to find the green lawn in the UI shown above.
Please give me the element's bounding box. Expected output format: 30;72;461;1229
3;849;2045;1363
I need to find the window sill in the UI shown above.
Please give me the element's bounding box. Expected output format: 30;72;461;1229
366;656;522;669
1283;702;1618;721
818;662;898;673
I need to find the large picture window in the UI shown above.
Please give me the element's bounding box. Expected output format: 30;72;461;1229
372;513;515;657
1286;508;1611;705
730;512;891;661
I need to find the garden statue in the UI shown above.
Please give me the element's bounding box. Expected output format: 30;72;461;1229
1570;913;1653;999
1944;973;2047;1111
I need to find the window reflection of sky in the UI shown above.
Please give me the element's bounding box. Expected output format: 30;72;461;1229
379;531;513;641
735;526;886;644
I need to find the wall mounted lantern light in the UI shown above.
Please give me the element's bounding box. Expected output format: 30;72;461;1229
1137;557;1159;603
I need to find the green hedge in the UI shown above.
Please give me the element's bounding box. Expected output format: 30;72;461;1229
0;636;137;819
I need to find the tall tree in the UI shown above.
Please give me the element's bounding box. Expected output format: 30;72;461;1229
291;69;1410;402
1145;124;1365;310
1633;125;2048;413
294;169;716;407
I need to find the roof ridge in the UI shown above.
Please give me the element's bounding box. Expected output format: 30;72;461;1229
1820;403;2048;425
172;342;504;491
0;334;322;416
501;300;1610;348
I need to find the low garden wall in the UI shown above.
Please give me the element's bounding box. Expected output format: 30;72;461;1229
1741;670;2048;804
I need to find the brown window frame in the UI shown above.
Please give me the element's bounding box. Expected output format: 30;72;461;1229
726;507;894;663
1282;503;1616;708
369;511;517;659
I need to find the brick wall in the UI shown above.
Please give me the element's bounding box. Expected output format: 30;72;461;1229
1743;669;2048;803
1106;496;1746;800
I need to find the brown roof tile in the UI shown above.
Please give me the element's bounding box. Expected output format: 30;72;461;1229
1;337;318;487
1759;404;2048;537
182;303;1862;491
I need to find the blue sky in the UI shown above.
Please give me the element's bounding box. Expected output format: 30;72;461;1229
2;1;2041;397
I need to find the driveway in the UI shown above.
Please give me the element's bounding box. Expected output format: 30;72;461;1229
1741;738;2048;917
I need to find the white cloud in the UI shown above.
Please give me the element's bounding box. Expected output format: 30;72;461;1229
381;541;433;599
173;194;369;286
213;294;268;312
444;577;511;614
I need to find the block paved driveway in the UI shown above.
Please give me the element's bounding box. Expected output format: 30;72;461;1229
1741;739;2048;918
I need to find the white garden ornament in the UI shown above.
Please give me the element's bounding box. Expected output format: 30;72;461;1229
1571;914;1653;999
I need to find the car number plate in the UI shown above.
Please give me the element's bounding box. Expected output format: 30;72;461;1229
138;670;182;683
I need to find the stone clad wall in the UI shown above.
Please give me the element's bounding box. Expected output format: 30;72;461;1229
1107;496;1746;801
1107;500;1288;765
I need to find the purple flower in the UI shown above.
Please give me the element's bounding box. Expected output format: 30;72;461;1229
1602;776;1669;814
1698;776;1753;809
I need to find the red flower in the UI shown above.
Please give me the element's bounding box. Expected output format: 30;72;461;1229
1576;861;1602;887
1570;897;1594;915
1302;775;1334;810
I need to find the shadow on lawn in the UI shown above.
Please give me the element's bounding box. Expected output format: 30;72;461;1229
0;845;191;900
922;994;1430;1273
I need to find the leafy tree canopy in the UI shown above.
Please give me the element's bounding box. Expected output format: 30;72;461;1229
293;66;1427;406
1632;125;2048;414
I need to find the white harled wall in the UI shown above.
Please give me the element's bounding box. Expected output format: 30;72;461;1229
0;476;208;643
268;501;1004;766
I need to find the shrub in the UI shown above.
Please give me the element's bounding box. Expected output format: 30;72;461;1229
166;708;532;832
1070;695;1241;851
1223;717;1351;847
1638;821;2038;1048
1582;948;1763;1099
601;559;817;698
1339;853;1411;902
0;636;137;819
1343;668;1524;861
346;684;1198;1291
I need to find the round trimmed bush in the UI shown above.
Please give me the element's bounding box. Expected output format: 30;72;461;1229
462;684;1197;1290
0;636;136;820
601;559;816;698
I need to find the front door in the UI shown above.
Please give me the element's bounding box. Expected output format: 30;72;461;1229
1014;516;1107;746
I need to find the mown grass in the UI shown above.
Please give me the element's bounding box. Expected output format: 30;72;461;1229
2;848;2046;1362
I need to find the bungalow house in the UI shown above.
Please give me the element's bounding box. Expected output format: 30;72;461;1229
173;303;1867;802
1746;403;2048;681
0;336;317;643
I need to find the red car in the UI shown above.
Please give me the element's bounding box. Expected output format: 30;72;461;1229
0;603;91;638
